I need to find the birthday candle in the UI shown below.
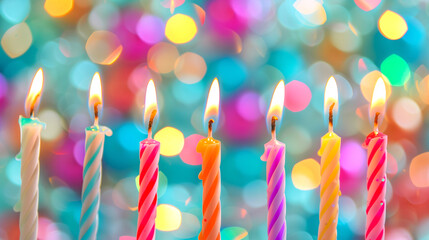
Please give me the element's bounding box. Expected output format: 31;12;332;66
261;80;286;240
364;78;388;240
197;78;221;240
17;68;45;240
318;77;341;240
79;73;112;240
137;80;160;240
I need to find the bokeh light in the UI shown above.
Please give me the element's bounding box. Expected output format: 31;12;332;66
354;0;382;11
44;0;73;17
136;15;165;45
154;127;185;157
179;134;205;165
165;14;197;44
174;52;207;84
392;97;422;131
220;227;249;239
381;54;410;86
291;158;321;190
0;0;30;23
147;42;179;74
360;70;392;102
155;204;182;231
409;152;429;188
85;31;123;65
1;22;32;58
378;10;408;40
284;80;312;112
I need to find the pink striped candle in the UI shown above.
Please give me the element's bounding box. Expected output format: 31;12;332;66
364;78;388;240
261;80;286;240
137;79;160;240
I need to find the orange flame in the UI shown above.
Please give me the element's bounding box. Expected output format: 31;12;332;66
25;68;44;117
324;76;338;132
267;80;285;134
204;78;220;134
370;77;386;131
143;79;158;135
88;72;103;125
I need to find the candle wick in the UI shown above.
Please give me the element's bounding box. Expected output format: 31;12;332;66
93;102;100;127
148;109;157;139
329;102;335;133
29;93;40;119
374;112;380;135
271;116;278;140
208;119;214;138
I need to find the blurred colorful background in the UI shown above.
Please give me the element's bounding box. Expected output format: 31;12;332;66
0;0;429;239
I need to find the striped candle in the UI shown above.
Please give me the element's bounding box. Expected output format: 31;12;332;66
137;138;160;240
363;132;387;240
261;139;286;240
197;137;221;240
79;126;111;240
317;132;341;240
17;116;45;240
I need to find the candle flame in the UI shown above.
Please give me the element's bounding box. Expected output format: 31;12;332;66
204;78;220;134
88;72;103;125
324;76;338;132
267;80;285;135
144;79;159;136
370;77;386;131
25;68;44;117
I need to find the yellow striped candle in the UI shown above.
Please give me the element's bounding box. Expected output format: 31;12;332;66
318;76;341;240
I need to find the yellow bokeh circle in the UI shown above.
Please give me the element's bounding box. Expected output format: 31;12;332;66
165;14;198;44
155;204;182;231
154;127;185;156
378;10;408;40
44;0;74;17
291;158;321;190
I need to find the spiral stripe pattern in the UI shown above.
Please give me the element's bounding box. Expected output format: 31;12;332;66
137;140;160;240
198;140;221;240
318;135;341;240
266;143;286;240
365;135;387;240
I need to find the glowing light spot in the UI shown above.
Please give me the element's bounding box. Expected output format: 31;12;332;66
1;22;32;58
194;4;206;25
154;127;185;157
6;160;21;185
174;52;207;84
86;31;123;65
136;15;165;45
242;180;266;208
284;80;312;112
44;0;73;17
165;14;198;44
392;97;422;131
330;23;361;52
354;0;381;11
1;0;30;23
161;0;185;9
39;110;66;141
155;204;182;231
416;75;429;105
378;10;408;40
360;71;392;102
381;54;410;86
179;134;205;165
291;159;321;190
293;0;327;26
221;227;249;240
147;42;179;74
236;91;263;121
340;140;365;175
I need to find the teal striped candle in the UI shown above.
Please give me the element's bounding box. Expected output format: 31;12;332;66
78;126;111;240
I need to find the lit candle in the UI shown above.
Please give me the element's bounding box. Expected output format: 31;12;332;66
197;78;221;240
318;76;341;240
363;78;387;240
17;68;45;240
261;80;286;240
79;72;112;240
137;80;160;240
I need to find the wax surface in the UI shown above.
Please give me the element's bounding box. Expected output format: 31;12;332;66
363;132;387;240
197;137;221;240
79;126;112;240
318;132;341;240
261;139;286;240
137;138;160;240
17;116;45;240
